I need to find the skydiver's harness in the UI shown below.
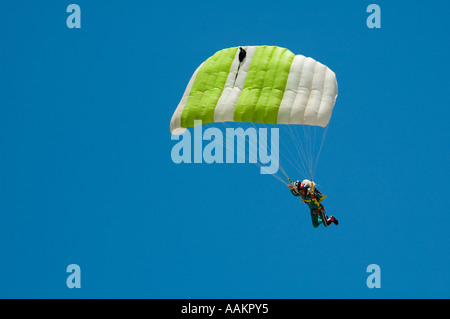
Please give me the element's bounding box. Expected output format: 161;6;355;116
302;187;326;215
283;172;326;216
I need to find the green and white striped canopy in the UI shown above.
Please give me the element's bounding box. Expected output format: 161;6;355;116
170;46;338;135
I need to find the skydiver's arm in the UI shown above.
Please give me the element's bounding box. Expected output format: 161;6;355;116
313;189;326;202
288;184;300;197
291;189;301;197
310;182;324;200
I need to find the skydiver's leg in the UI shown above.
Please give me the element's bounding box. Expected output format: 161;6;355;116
310;210;322;228
318;206;330;227
320;206;338;226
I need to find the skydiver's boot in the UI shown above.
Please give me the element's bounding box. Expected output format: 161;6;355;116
326;215;339;226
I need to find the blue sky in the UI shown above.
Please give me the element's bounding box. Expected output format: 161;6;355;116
0;1;449;298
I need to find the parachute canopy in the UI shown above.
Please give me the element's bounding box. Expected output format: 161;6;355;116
170;45;338;135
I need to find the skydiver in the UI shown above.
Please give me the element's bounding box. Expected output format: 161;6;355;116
288;179;339;228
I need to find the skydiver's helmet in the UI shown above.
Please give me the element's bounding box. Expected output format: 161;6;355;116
294;180;311;195
301;179;312;189
294;180;309;193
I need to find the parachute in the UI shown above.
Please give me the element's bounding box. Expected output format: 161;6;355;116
170;45;338;182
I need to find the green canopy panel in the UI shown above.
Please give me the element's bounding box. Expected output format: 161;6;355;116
170;45;338;135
